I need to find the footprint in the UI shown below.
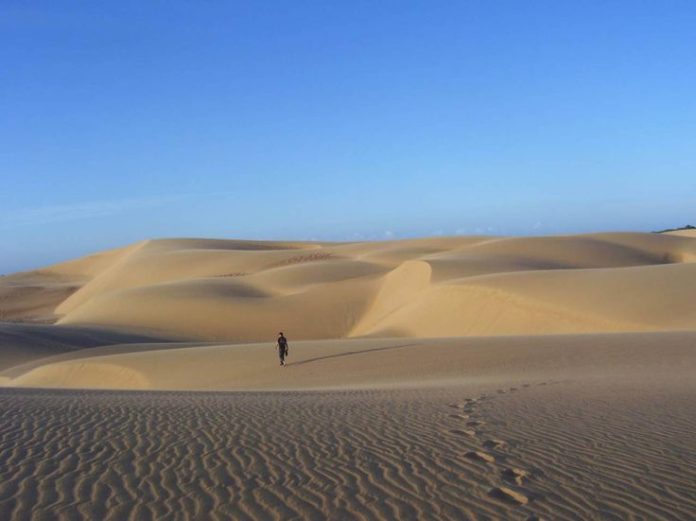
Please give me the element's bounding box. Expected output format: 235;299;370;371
488;486;529;505
450;429;477;437
501;467;529;486
464;450;495;463
450;398;478;409
482;439;506;450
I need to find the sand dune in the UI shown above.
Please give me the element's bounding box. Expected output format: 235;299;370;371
3;232;691;341
666;228;696;238
3;331;694;391
0;271;81;323
0;322;171;372
1;232;695;519
363;262;696;337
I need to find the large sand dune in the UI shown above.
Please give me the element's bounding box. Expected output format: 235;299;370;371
1;232;695;519
3;232;694;340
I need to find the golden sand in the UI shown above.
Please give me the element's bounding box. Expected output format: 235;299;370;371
1;232;695;519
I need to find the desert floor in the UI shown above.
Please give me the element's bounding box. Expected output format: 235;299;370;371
1;232;695;519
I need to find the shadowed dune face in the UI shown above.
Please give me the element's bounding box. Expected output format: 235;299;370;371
0;272;79;323
2;232;696;340
0;243;138;323
0;322;174;372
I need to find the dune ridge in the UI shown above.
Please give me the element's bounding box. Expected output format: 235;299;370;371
3;232;694;342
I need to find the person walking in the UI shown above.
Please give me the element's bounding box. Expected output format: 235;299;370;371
277;332;289;367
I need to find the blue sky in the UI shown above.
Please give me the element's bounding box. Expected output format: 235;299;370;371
2;1;696;273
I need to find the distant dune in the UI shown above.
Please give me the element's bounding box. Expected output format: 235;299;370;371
1;232;695;520
667;228;696;238
3;232;695;341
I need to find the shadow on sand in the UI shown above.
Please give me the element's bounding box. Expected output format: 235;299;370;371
288;342;419;367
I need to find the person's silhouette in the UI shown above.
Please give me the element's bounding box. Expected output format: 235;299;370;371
277;332;289;367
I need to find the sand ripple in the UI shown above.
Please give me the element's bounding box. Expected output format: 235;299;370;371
1;383;694;520
0;388;522;520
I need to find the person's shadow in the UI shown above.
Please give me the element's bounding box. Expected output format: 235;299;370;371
288;342;418;367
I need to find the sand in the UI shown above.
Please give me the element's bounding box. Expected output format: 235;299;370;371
1;375;693;520
666;228;696;238
1;232;695;519
4;232;690;340
2;331;694;391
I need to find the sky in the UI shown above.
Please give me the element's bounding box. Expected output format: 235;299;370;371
2;1;696;273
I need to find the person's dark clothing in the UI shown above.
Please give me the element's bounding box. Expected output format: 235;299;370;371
277;335;288;366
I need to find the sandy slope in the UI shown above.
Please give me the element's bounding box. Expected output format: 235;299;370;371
0;322;172;374
0;243;133;323
666;228;696;238
1;232;695;519
3;232;694;340
2;331;693;391
1;367;693;520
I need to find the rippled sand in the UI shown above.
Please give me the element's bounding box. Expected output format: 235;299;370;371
1;380;694;520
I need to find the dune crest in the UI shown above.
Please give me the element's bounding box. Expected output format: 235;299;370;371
351;260;432;336
3;233;696;339
6;232;681;340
